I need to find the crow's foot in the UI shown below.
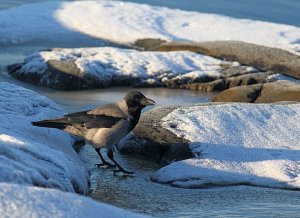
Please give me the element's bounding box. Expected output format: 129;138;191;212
111;168;134;175
95;162;115;168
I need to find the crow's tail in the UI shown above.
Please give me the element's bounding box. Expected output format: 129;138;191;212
32;119;67;130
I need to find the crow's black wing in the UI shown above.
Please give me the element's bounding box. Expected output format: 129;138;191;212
87;103;127;118
82;114;125;129
32;110;126;129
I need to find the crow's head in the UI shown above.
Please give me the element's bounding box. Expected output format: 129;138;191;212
124;91;155;112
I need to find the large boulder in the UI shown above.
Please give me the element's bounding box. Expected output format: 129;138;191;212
122;102;300;190
150;103;300;190
8;60;95;90
213;81;300;103
256;81;300;103
151;41;300;80
8;47;229;90
212;84;263;103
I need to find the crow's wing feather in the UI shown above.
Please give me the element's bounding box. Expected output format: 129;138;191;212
87;103;127;118
63;110;126;129
32;103;128;129
83;115;125;129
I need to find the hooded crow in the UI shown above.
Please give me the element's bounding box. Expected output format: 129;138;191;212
32;91;155;174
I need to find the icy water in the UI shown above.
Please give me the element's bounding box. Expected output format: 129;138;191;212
80;145;300;218
1;0;300;217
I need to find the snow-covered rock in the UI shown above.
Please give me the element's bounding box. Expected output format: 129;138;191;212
0;1;300;54
151;103;300;190
0;82;149;217
266;74;300;83
0;183;148;218
153;41;300;80
8;47;226;89
0;82;88;193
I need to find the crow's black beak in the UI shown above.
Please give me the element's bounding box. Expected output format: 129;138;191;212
141;97;156;106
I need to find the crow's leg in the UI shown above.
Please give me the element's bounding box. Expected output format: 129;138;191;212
107;148;134;174
73;138;86;152
95;148;115;168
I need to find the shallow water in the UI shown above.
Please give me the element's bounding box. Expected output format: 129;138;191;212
0;0;300;217
81;145;300;217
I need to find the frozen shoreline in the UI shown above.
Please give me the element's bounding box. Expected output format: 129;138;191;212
0;82;88;193
0;82;148;217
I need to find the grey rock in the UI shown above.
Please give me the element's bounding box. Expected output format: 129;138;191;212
181;79;226;92
8;59;143;90
8;60;100;90
226;71;275;88
119;106;194;165
255;81;300;103
46;60;95;89
182;71;274;92
212;84;263;103
220;64;258;78
151;40;300;80
213;81;300;103
132;38;167;50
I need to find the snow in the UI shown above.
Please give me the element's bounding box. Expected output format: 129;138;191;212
0;182;148;218
0;1;300;54
152;103;300;190
0;82;88;193
0;1;100;46
20;47;225;84
0;82;149;217
266;73;300;83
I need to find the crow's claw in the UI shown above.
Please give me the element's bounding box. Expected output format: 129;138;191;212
95;162;116;168
111;169;134;175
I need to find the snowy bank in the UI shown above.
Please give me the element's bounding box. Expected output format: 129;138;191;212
0;82;88;193
0;1;300;54
151;103;300;190
0;82;149;217
8;47;230;89
0;183;148;218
